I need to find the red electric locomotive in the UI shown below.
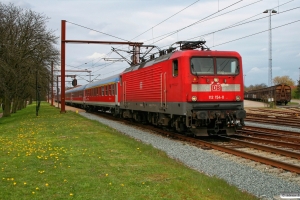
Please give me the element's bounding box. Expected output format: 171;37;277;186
65;40;246;136
118;41;246;136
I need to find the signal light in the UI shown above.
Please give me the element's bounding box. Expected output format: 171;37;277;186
72;79;77;87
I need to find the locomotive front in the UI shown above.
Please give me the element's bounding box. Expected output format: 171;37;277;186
183;50;246;136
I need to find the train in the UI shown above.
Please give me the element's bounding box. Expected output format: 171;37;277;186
63;40;246;136
244;84;291;105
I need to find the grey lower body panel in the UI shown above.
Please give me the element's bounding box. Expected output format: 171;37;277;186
120;101;245;115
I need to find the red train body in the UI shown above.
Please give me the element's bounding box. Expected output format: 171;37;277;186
65;41;246;136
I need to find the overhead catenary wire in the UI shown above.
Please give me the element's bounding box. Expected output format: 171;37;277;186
93;5;299;82
129;0;201;41
67;21;129;42
146;0;246;45
186;6;300;45
64;0;245;74
211;19;300;47
64;0;205;79
64;0;298;83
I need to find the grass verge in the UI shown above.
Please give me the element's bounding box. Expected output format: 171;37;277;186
0;102;258;200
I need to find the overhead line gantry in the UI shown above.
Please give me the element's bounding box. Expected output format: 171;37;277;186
61;20;143;113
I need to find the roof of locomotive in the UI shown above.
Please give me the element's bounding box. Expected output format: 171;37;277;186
123;49;241;74
85;74;120;89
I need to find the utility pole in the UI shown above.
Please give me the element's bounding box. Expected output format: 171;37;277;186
263;9;277;87
51;61;54;106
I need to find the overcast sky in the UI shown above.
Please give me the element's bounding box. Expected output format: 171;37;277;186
3;0;300;87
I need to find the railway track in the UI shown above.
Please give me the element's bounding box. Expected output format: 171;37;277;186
247;108;299;116
238;125;300;143
169;133;300;174
61;103;300;183
90;111;300;175
245;113;300;128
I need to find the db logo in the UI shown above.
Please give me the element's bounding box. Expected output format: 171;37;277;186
211;84;222;91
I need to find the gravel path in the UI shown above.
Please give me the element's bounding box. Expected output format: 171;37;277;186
80;112;300;200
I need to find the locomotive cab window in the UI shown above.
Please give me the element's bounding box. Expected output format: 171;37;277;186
190;57;214;75
173;60;178;77
216;58;239;75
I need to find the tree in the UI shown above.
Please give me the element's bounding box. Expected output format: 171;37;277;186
245;83;268;92
0;3;59;117
273;76;295;86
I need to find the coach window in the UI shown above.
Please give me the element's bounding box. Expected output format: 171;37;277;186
101;86;104;96
190;57;214;75
173;60;178;77
105;86;108;96
111;84;115;95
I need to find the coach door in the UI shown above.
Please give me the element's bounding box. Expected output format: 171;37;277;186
115;83;119;105
121;80;127;108
161;72;167;109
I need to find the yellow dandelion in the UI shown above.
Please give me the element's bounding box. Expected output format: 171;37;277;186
45;183;49;187
109;183;112;185
24;182;27;185
121;184;124;187
64;179;67;182
137;148;140;150
70;193;73;196
105;174;108;176
68;166;70;168
32;192;35;194
36;187;39;190
13;182;17;185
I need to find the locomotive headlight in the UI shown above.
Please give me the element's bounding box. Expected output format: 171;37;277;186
191;96;197;102
236;95;241;101
214;78;219;83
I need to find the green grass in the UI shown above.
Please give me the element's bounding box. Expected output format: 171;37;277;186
0;102;258;200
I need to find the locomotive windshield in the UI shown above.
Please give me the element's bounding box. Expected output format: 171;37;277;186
190;57;239;75
190;58;214;74
216;58;239;75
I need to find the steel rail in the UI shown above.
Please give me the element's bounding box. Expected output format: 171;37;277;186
241;125;300;136
231;134;300;150
247;113;300;120
166;133;300;174
246;116;300;128
219;136;300;159
237;129;300;143
247;108;298;116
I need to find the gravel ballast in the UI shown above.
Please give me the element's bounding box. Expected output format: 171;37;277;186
80;112;300;199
